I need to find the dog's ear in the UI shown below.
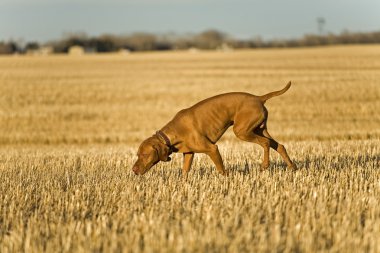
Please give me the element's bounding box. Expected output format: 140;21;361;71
154;144;171;162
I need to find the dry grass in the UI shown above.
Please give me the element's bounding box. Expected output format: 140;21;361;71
0;45;380;252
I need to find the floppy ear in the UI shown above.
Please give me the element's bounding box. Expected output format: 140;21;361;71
154;144;171;162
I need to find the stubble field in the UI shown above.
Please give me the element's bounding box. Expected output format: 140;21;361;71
0;45;380;252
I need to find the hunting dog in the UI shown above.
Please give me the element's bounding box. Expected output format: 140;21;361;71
132;82;297;175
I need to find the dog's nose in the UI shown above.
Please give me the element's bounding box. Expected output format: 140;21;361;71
132;166;139;175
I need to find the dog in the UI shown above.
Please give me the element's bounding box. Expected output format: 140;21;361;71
132;81;297;175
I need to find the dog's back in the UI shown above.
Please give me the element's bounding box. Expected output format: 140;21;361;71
166;92;262;143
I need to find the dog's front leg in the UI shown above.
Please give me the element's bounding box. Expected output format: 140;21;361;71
182;153;194;175
205;145;228;176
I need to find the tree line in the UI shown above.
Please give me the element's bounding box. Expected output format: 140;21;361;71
1;29;380;54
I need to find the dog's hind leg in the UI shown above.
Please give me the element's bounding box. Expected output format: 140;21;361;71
233;111;271;170
260;128;297;170
235;131;271;170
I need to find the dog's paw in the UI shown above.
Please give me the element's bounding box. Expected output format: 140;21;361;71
287;163;298;171
218;170;229;176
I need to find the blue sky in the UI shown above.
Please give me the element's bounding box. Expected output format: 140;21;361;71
1;0;379;42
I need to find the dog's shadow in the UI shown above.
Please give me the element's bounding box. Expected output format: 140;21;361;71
227;159;289;175
228;153;379;175
159;153;380;178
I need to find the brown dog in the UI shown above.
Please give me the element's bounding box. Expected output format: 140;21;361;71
132;82;297;175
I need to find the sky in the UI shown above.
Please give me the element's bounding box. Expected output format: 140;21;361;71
1;0;380;43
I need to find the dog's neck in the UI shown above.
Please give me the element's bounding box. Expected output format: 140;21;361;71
157;126;183;152
155;130;171;147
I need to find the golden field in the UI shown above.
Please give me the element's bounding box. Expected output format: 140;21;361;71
0;45;380;252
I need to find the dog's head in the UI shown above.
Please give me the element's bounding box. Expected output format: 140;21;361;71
132;136;171;175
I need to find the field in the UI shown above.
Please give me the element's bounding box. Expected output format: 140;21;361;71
1;45;380;252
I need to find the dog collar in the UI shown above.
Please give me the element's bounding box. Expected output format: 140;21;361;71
156;130;172;147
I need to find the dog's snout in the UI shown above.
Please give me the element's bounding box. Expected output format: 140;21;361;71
132;165;139;175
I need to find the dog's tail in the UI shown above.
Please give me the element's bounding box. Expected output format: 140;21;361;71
259;81;292;103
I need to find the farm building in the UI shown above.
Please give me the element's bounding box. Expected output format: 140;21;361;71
68;45;97;55
118;48;131;55
26;46;53;56
68;45;84;55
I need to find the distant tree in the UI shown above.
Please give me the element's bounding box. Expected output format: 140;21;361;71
173;33;196;49
0;41;19;54
302;34;323;46
194;30;227;49
66;37;87;48
154;40;172;50
48;32;90;53
34;29;380;53
25;42;40;51
89;35;117;52
126;33;157;51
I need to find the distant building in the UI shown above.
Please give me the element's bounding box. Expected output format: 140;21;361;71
188;47;200;53
26;46;53;56
40;46;54;55
118;48;131;55
68;45;97;55
68;45;84;55
217;43;234;52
